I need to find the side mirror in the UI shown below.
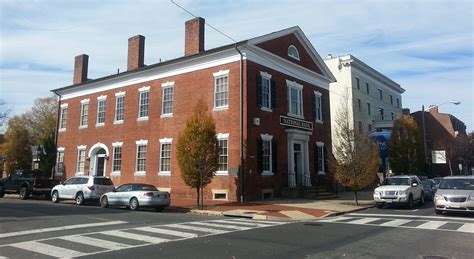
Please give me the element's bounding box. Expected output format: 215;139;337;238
412;183;418;187
377;183;380;187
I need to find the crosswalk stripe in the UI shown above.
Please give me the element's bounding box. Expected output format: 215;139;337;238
318;217;354;222
100;230;169;244
187;221;252;230
379;219;412;227
167;224;228;234
10;241;86;258
135;227;199;238
347;218;382;224
416;221;447;230
226;219;284;225
457;223;474;233
59;235;132;251
211;220;272;227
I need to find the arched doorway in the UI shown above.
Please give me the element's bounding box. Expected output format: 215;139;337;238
88;143;109;177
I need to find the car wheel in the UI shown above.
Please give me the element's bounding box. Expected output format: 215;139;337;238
420;192;425;205
0;189;4;198
129;197;139;211
435;209;442;215
407;195;414;209
19;187;30;200
100;196;109;208
52;191;59;203
75;192;85;205
376;203;384;209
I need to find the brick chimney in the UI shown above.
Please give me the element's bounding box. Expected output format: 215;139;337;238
73;54;89;85
185;17;205;56
127;35;145;71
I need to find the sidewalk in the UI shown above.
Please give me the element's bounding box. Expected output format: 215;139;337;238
169;191;374;221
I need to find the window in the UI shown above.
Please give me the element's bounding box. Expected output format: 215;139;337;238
358;121;363;133
260;134;274;176
135;140;148;174
262;76;271;109
216;134;229;175
287;45;300;60
115;92;125;123
356;77;360;90
379;108;384;120
57;147;65;163
214;70;229;109
161;82;174;116
287;80;303;118
80;100;89;128
368;124;372;131
59;104;68;131
112;143;123;173
366;82;370;94
377;89;382;100
76;146;86;174
391;112;395;120
396;98;400;108
159;138;172;175
138;87;149;119
390;95;393;105
96;96;106;125
313;91;322;122
367;103;371;115
357;98;361;112
316;142;325;174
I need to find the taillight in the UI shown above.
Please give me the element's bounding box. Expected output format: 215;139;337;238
87;186;95;191
144;192;154;197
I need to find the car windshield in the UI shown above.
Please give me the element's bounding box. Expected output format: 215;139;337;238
438;179;474;190
132;184;157;191
382;178;410;186
432;178;442;185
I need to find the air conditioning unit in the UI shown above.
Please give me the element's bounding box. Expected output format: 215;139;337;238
253;117;260;126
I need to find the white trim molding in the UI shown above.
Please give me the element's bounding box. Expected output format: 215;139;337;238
77;145;87;150
97;95;107;101
57;147;65;152
259;71;272;79
217;133;229;140
260;133;273;141
112;142;123;147
136;139;148;145
80;98;90;104
213;69;230;77
159;138;173;144
161;81;175;88
286;79;303;90
115;91;126;97
138;86;150;92
60;103;68;108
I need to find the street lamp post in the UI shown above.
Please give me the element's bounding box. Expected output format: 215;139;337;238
421;100;461;178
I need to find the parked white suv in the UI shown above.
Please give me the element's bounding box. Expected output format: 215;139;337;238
51;176;115;205
373;175;425;209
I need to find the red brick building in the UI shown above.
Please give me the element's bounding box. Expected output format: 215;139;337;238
52;18;336;202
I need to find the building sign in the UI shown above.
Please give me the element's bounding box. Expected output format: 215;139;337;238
432;150;446;164
280;116;313;131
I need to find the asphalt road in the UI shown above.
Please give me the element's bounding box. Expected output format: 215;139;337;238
1;196;473;259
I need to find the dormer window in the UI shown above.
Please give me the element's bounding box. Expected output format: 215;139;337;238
287;45;300;60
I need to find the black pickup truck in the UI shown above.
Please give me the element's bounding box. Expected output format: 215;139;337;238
0;169;61;200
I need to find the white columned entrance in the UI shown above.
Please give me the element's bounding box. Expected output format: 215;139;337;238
88;143;110;176
286;129;312;187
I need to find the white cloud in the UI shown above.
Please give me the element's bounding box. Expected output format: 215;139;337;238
0;0;472;130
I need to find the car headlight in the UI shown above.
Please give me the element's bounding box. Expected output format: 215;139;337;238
398;190;406;195
434;195;443;200
469;195;474;201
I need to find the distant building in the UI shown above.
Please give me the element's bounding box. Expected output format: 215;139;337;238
324;55;405;176
411;106;470;176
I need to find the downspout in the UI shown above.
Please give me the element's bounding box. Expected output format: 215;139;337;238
52;90;62;180
235;44;244;203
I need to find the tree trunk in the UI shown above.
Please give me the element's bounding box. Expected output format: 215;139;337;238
354;190;359;206
196;188;200;209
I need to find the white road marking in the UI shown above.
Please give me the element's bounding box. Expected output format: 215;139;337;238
317;217;355;222
59;235;132;250
10;241;86;258
0;220;127;239
167;224;228;234
416;221;447;230
226;218;285;225
100;230;170;244
349;213;474;222
135;227;198;238
186;221;252;230
457;223;474;233
347;218;382;224
379;219;412;227
210;220;272;227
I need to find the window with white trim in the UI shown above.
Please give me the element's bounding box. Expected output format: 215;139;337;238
161;82;174;116
396;98;400;108
57;148;65;163
316;142;325;174
287;45;300;60
261;134;273;176
287;80;303;118
138;88;149;119
159;138;172;175
261;75;271;109
96;96;106;125
135;140;147;174
314;91;322;122
59;104;68;130
76;146;86;174
80;99;89;128
216;134;229;175
112;143;123;173
214;70;229;109
115;92;125;123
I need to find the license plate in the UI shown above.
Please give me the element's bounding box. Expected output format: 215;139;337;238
385;200;392;203
450;204;460;208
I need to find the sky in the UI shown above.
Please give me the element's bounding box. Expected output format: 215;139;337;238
1;0;473;132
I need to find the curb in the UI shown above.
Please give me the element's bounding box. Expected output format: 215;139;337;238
190;209;224;217
323;205;375;217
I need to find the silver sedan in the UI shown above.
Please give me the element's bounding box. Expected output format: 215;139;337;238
100;183;170;211
434;176;474;214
